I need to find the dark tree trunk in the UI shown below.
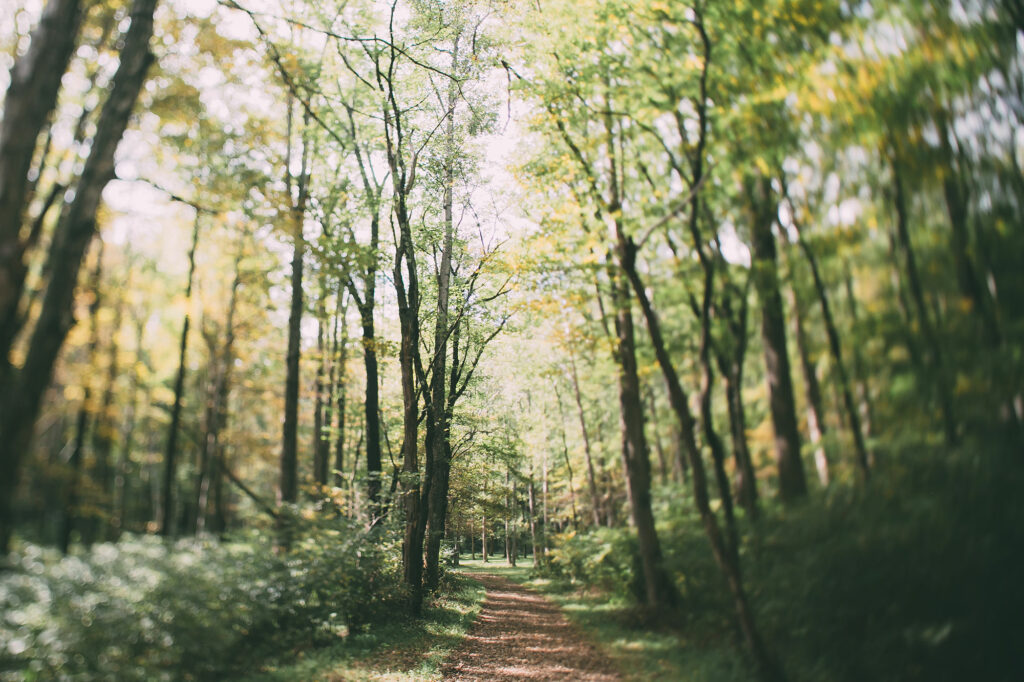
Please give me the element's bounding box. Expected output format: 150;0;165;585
621;235;785;682
313;285;328;488
747;175;807;502
196;250;241;534
0;0;156;555
161;214;200;536
611;264;675;608
0;0;83;355
280;104;310;507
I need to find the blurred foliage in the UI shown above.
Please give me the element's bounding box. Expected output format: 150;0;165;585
0;517;405;681
538;441;1024;681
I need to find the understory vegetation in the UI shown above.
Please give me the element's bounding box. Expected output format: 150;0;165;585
527;441;1024;682
0;517;409;681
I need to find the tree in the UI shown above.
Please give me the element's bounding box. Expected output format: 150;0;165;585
0;0;158;554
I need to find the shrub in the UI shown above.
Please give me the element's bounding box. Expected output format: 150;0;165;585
0;517;404;681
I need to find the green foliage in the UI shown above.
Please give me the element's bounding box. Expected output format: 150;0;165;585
0;519;405;681
543;527;643;601
534;445;1024;681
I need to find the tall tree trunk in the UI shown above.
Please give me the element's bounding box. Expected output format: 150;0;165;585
789;219;870;479
786;281;829;486
621;235;785;682
611;264;675;607
481;512;488;563
313;283;328;488
697;260;739;559
747;175;807;502
0;0;83;356
196;250;242;534
843;265;875;453
114;315;145;537
0;0;156;554
334;297;350;486
280;105;310;507
162;213;200;536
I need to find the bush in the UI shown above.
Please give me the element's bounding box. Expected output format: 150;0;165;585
544;527;643;600
0;516;404;681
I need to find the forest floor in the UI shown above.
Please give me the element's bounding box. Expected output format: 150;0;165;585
442;565;621;681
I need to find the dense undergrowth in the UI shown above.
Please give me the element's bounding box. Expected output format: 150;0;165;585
0;513;407;681
538;442;1024;682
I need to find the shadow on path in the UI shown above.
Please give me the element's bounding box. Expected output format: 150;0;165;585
442;573;620;681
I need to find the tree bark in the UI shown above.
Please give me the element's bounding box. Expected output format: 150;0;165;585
280;104;310;507
747;175;807;502
0;0;83;356
161;213;200;536
0;0;156;555
621;234;784;682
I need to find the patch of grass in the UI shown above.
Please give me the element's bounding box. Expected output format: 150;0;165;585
236;574;486;682
455;558;739;682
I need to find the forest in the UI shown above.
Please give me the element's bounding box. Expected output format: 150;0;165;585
1;0;1022;680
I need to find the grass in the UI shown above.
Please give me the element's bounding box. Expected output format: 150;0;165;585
235;573;486;682
453;557;741;682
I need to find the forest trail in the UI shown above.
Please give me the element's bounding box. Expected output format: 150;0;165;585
442;572;621;681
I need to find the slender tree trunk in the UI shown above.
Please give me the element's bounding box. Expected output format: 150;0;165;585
611;264;675;607
114;316;145;538
541;449;549;561
162;212;201;536
621;235;785;682
481;513;489;562
792;227;870;479
333;290;350;486
280;105;310;507
313;285;328;488
843;266;875;454
748;175;807;502
786;282;829;486
528;463;539;568
645;387;669;484
196;250;241;534
697;261;739;559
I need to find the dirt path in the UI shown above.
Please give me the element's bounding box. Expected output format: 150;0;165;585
442;572;621;681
